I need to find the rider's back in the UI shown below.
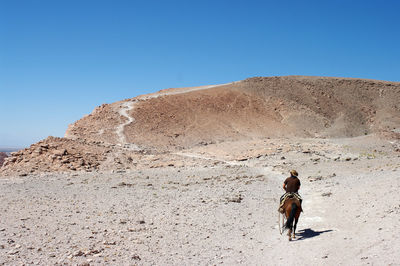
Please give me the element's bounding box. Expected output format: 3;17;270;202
284;176;300;193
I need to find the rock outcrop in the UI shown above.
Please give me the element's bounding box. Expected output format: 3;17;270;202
0;152;7;167
0;137;108;175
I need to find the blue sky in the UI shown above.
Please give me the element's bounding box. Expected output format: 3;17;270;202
1;0;399;147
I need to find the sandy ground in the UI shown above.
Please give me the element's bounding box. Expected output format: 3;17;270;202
1;136;400;265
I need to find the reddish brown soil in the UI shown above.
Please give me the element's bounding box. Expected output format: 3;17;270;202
124;76;400;149
126;87;286;149
237;76;400;137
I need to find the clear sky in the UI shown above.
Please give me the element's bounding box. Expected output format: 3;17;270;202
1;0;399;147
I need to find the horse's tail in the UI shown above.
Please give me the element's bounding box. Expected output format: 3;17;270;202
285;202;298;230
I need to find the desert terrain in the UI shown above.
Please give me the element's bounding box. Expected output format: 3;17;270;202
1;76;400;265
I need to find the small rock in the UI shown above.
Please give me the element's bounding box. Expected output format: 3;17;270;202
118;182;134;187
8;249;19;255
74;250;84;257
227;194;243;203
103;241;116;245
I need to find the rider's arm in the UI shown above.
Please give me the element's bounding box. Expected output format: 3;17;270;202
283;178;288;191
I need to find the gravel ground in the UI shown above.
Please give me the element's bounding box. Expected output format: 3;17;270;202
1;137;399;265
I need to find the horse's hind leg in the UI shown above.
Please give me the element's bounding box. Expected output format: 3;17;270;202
288;229;292;241
293;218;298;239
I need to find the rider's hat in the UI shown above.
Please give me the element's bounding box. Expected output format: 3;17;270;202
290;170;298;177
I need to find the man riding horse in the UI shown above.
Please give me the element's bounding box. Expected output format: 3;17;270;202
278;170;302;213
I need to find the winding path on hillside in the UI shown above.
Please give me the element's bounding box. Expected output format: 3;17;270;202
116;101;135;144
115;82;235;145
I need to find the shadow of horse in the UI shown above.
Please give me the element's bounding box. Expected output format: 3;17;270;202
296;228;333;240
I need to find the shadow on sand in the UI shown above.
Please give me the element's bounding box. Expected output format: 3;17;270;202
296;228;333;240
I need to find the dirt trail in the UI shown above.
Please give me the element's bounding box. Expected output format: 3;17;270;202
174;151;243;166
116;101;135;144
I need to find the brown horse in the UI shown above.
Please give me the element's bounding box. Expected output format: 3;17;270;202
283;197;302;241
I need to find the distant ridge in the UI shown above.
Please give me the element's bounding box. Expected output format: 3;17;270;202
0;147;23;154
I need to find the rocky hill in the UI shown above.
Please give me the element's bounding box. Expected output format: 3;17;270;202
66;76;400;148
1;76;399;175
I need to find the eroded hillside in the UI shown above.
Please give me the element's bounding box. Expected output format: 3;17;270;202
66;76;400;149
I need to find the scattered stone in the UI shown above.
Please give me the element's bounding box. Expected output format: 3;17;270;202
118;182;134;187
227;194;243;203
103;241;116;245
309;176;323;182
74;250;84;257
